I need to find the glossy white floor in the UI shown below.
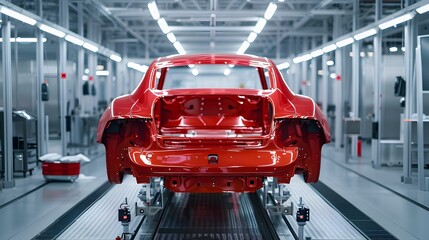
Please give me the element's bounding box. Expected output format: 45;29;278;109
0;142;428;239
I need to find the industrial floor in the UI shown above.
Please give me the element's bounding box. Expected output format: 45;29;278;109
0;142;428;240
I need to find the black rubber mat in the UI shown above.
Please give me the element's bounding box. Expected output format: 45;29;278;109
312;181;398;240
32;181;112;240
152;193;280;240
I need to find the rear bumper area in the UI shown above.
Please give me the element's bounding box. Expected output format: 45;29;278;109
127;146;298;192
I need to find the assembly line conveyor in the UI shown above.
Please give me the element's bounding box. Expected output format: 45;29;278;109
35;175;366;240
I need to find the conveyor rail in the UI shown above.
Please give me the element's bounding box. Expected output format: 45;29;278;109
150;192;282;240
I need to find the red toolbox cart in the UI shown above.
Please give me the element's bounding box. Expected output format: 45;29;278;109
42;161;80;182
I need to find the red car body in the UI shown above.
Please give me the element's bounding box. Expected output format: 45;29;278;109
97;54;330;193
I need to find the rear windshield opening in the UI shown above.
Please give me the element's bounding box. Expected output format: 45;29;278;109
156;64;271;90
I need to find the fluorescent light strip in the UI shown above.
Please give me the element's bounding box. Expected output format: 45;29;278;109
354;28;377;40
237;41;250;54
96;70;109;76
254;18;267;34
389;46;398;52
83;42;99;52
224;68;231;76
127;62;148;72
336;37;354;48
322;44;337;53
247;32;257;43
416;4;429;14
0;37;46;43
378;13;414;30
167;32;176;43
0;6;37;25
301;54;312;62
157;18;170;34
277;62;290;70
173;41;186;55
110;54;122;62
191;69;199;76
310;49;324;58
264;2;277;20
39;24;65;38
65;35;84;46
147;1;160;20
293;56;302;64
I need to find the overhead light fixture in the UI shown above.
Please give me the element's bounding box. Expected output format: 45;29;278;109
127;62;148;72
228;64;235;68
167;32;176;43
147;1;160;20
173;41;186;55
237;41;250;54
336;37;354;48
191;69;199;76
389;46;398;52
110;54;122;62
254;18;267;34
264;2;277;20
188;64;195;68
301;54;312;62
0;37;46;43
401;47;405;52
157;18;170;34
0;6;37;26
293;56;302;64
417;4;429;14
378;13;414;30
224;68;231;76
310;49;324;58
354;28;377;40
96;70;109;76
326;60;334;66
247;32;257;43
277;62;290;70
39;24;65;38
83;42;99;52
322;44;337;53
330;73;337;79
65;35;84;46
16;37;46;43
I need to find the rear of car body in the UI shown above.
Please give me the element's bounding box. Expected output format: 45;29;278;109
97;54;330;193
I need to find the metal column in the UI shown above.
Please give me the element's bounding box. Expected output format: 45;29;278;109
36;0;46;157
77;2;84;111
58;0;68;156
372;0;382;168
87;21;97;114
106;60;113;102
310;38;318;100
402;0;417;184
301;38;309;96
321;21;329;116
1;13;15;188
351;0;360;157
334;15;343;150
416;39;427;191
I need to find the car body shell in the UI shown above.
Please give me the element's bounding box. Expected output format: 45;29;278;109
97;54;330;193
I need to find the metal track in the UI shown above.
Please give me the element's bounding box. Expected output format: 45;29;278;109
150;192;280;240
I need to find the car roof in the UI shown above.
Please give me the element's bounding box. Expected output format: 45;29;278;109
155;53;272;68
